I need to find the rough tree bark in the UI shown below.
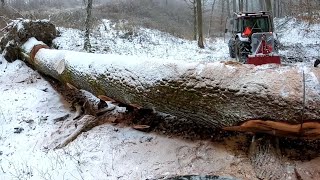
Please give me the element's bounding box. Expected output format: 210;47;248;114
84;0;93;52
196;0;204;48
259;0;265;11
245;0;248;11
239;0;243;12
193;0;197;40
265;0;272;12
207;0;216;37
220;0;225;34
232;0;236;12
273;0;278;17
226;0;231;17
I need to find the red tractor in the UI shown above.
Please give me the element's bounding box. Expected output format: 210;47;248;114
227;11;281;65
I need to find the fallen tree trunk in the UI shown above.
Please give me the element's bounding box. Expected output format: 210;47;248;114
18;37;320;138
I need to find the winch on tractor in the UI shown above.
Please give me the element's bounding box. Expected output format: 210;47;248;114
226;11;281;65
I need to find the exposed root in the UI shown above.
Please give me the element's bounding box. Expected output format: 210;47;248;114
72;103;83;120
223;120;320;139
48;80;144;149
249;135;286;180
46;80;133;149
54;115;97;149
52;109;126;149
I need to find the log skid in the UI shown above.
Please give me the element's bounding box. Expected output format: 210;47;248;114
20;37;320;139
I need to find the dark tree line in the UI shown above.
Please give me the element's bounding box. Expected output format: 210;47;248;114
1;0;320;49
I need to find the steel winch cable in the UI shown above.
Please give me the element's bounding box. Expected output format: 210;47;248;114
300;71;306;135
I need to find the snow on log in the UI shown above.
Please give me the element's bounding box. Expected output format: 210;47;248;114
19;38;320;139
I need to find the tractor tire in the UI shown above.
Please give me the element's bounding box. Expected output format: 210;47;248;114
228;40;236;58
235;39;251;63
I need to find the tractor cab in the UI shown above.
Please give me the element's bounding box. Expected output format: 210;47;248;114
227;11;280;65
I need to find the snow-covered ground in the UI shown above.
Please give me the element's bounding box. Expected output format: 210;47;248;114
275;17;320;62
53;19;230;62
0;56;256;179
0;18;248;180
53;18;320;64
1;17;320;180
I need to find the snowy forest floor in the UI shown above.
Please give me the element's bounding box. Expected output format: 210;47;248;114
0;17;320;180
0;59;258;179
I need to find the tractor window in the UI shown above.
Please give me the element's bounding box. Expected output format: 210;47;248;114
243;17;270;33
234;19;238;32
238;19;243;32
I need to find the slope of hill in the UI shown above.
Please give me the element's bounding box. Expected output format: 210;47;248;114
53;19;230;62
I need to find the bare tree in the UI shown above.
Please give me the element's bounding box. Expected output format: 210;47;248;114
306;0;311;21
239;0;243;12
286;0;293;15
273;0;278;17
226;0;231;17
220;0;225;33
184;0;197;40
196;0;204;48
193;0;197;40
259;0;265;10
232;0;236;12
1;0;4;7
265;0;272;12
84;0;93;52
245;0;248;11
207;0;216;37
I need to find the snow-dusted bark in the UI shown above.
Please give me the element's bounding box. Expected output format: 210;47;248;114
21;39;320;132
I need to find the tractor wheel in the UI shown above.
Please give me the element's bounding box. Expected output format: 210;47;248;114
235;39;251;63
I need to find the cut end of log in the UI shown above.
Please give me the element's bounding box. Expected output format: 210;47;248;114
223;120;320;139
30;44;49;63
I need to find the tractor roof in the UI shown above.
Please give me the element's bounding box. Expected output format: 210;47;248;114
234;11;271;18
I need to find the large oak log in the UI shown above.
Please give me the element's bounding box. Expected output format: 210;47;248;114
19;38;320;139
